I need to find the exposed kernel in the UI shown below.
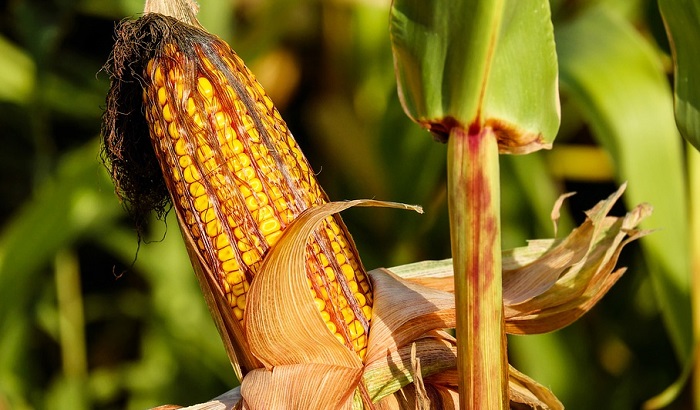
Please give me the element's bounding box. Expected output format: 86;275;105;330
206;219;220;237
362;306;372;320
168;122;179;139
236;294;246;310
198;77;214;100
233;307;244;320
154;65;165;86
231;283;245;298
320;310;331;323
242;250;259;265
215;233;230;249
189;181;205;197
162;103;173;122
259;218;280;236
218;246;234;262
266;231;282;246
354;293;366;307
222;259;239;272
183;165;200;183
157;87;167;106
194;195;209;212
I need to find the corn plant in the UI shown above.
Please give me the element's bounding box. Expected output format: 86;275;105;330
99;0;656;408
1;0;698;408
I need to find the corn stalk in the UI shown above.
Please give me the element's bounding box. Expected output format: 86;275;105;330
448;126;507;408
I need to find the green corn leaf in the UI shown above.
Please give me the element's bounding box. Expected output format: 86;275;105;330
0;140;122;337
390;0;559;154
556;5;691;361
658;0;700;151
0;35;35;104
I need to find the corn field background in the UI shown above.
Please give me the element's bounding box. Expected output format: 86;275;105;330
0;0;693;409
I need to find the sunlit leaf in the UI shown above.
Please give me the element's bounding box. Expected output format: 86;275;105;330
390;0;559;153
0;140;121;329
0;35;35;104
659;0;700;150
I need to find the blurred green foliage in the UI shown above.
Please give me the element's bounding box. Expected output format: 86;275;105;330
0;0;693;409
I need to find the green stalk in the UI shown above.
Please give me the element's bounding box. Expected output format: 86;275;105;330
447;125;507;408
689;145;700;410
55;249;87;380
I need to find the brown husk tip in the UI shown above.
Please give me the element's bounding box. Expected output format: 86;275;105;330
420;116;551;154
100;13;216;227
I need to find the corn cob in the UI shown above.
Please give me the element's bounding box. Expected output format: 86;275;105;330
141;36;372;359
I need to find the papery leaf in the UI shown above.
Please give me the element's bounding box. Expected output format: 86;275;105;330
387;259;454;293
659;0;700;150
502;184;626;305
240;364;361;410
409;343;430;408
386;186;651;335
245;200;421;369
361;267;564;406
172;387;243;410
390;0;559;153
377;382;459;410
550;192;576;237
505;203;653;334
508;365;563;410
365;269;455;364
363;334;457;402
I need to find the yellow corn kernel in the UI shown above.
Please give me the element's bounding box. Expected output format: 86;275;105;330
217;246;234;262
266;231;282;246
259;218;280;237
183;165;199;183
189;181;205;197
168;121;179;139
157;87;167;106
222;259;239;273
197;77;214;100
162;103;173;122
187;97;196;115
233;307;244;320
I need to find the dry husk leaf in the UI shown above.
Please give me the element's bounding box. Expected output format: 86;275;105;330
240;364;362;410
365;269;456;364
362;270;561;409
242;200;422;408
389;184;651;334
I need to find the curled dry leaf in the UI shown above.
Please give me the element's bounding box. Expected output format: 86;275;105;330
504;187;653;334
363;270;562;409
240;364;362;410
389;184;651;335
550;191;576;237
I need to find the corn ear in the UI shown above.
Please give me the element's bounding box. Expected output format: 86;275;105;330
103;13;373;363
